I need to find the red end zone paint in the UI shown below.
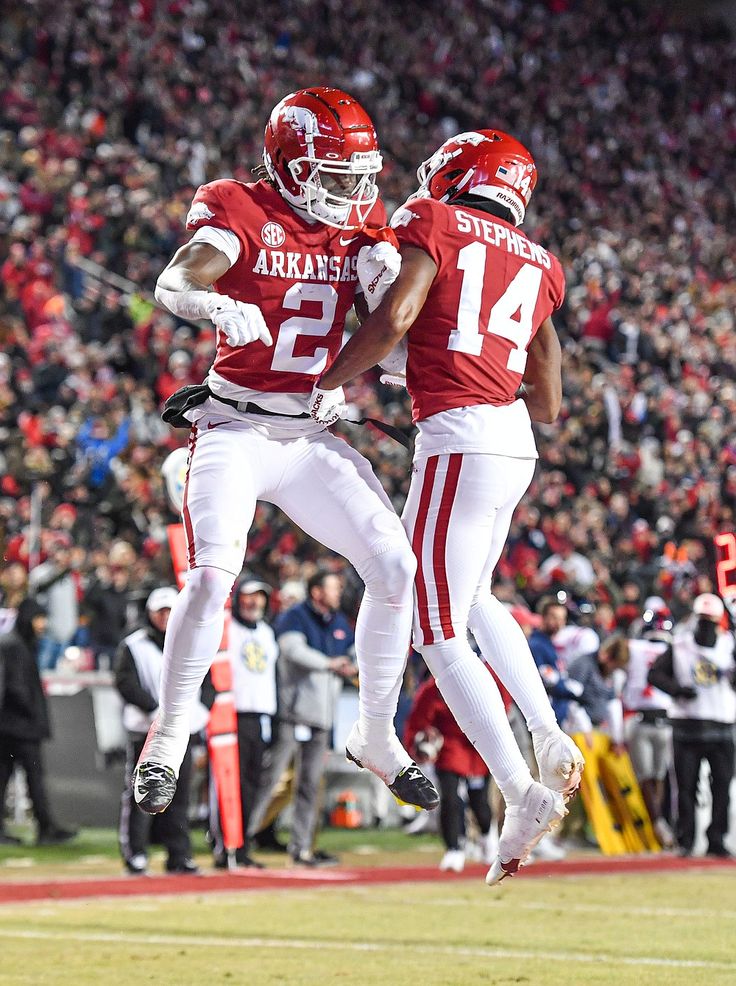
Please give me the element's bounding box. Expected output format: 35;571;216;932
0;855;734;904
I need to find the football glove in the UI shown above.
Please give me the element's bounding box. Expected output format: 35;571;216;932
204;294;273;348
309;384;346;425
358;241;401;312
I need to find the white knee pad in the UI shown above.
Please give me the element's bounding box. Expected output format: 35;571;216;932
357;543;417;605
181;566;235;624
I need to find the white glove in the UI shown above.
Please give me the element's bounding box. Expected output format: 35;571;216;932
309;384;346;425
379;336;407;375
380;372;406;388
204;293;273;347
358;242;401;312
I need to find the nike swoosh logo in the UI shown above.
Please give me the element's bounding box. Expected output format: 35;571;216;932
207;420;230;430
339;236;357;246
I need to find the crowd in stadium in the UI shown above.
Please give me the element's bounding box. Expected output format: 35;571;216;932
1;0;735;660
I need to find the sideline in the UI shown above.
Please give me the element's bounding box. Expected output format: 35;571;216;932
0;854;733;904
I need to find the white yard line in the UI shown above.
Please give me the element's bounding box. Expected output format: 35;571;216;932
390;895;736;921
0;927;732;971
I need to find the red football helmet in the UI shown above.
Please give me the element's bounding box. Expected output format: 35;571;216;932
416;130;537;226
263;87;382;229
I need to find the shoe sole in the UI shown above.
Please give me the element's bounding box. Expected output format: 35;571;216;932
486;795;568;886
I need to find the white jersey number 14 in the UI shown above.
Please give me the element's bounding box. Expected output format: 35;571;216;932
448;241;542;373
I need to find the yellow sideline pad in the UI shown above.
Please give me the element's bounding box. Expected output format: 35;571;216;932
1;870;735;986
573;732;661;855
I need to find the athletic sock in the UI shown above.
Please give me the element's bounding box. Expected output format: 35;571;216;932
422;640;533;804
469;593;558;733
145;567;232;773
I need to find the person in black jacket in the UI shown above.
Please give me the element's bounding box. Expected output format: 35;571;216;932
0;598;77;845
115;587;208;875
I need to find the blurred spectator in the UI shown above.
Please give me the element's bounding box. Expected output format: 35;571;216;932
0;598;77;845
567;636;630;748
28;537;79;669
246;571;356;867
114;586;207;875
648;594;736;857
529;597;584;725
83;541;138;668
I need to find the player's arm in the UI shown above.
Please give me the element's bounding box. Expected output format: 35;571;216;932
157;242;233;297
519;316;562;424
318;247;437;390
154;241;272;347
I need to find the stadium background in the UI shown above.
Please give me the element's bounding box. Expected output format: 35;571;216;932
2;3;736;983
2;0;735;629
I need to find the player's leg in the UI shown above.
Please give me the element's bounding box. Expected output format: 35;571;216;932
404;453;566;882
135;422;262;814
272;434;437;809
464;455;583;797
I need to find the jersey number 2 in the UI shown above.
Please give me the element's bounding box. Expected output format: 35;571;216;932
449;242;542;373
271;283;339;374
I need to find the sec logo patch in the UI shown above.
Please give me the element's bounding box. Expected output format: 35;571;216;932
261;221;285;247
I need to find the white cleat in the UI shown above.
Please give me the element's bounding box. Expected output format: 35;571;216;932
439;849;465;873
532;728;584;800
345;722;411;785
486;782;568;886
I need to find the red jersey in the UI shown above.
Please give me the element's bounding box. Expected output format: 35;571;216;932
391;197;565;423
185;179;386;395
404;677;489;777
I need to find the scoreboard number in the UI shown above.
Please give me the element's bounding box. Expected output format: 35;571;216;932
714;531;736;598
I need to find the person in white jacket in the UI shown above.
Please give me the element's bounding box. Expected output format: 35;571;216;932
115;587;209;875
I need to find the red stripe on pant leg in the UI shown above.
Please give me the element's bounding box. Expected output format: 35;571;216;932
431;453;463;641
182;425;198;569
411;456;440;646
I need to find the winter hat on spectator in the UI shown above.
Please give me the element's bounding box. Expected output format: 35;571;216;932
693;593;724;621
146;586;178;612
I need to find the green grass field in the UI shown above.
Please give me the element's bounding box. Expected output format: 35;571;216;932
2;845;735;986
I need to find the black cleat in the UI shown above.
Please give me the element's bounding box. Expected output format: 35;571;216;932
166;857;201;875
133;762;177;815
388;763;440;810
347;748;439;811
36;826;77;846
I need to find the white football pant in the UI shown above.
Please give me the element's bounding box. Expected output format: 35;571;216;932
403;452;556;802
149;412;415;774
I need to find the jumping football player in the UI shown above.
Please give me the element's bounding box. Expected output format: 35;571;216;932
310;130;584;882
134;88;438;818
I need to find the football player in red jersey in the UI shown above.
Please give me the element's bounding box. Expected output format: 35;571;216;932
311;130;584;883
133;88;439;831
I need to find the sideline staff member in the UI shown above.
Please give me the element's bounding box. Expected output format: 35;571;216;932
648;593;736;858
116;587;209;874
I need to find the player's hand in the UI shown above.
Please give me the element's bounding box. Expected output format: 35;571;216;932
204;293;273;347
358;241;401;312
309;384;346;425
